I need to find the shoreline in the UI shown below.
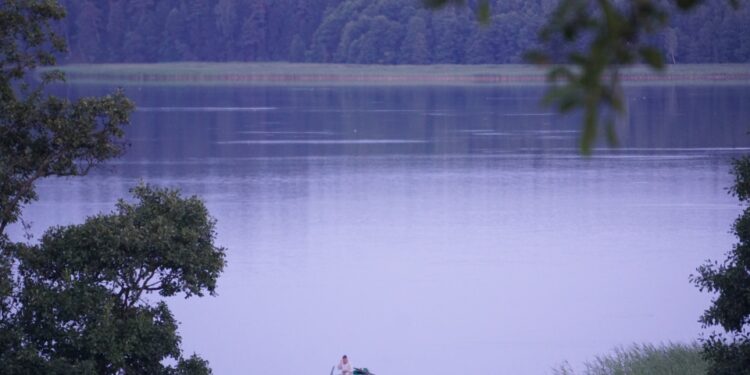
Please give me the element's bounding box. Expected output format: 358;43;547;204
41;62;750;87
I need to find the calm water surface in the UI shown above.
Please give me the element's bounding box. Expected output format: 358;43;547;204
9;84;750;374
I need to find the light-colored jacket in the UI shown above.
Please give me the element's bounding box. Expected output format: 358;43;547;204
337;360;353;375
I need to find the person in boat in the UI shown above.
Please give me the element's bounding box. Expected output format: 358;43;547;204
337;355;353;375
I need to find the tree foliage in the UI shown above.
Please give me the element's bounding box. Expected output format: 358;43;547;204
2;184;225;374
45;0;750;66
0;0;134;237
1;2;223;373
692;157;750;375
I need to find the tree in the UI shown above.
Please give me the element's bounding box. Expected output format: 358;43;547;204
292;0;321;47
240;0;269;61
289;34;307;62
465;23;495;64
161;6;194;61
665;27;678;64
309;1;365;62
400;16;430;64
336;15;402;64
1;184;225;373
214;0;241;61
104;0;127;61
430;7;470;63
0;0;133;239
185;1;219;60
692;157;750;375
1;2;221;373
490;12;525;63
122;0;163;62
73;0;103;62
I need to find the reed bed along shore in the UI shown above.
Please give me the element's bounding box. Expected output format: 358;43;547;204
553;342;707;375
43;62;750;87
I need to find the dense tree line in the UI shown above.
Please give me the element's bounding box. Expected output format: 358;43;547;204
58;0;750;64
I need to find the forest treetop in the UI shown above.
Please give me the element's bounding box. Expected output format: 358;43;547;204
57;0;749;65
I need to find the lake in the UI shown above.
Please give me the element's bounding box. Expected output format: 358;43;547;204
8;83;750;374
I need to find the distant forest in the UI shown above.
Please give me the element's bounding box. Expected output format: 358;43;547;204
57;0;750;64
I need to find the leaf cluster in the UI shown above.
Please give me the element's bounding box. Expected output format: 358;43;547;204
2;184;224;374
531;0;741;154
0;1;134;237
692;156;750;374
525;0;675;154
423;0;491;23
699;332;750;375
0;0;66;84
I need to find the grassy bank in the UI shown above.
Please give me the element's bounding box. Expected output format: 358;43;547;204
41;62;750;87
554;342;707;375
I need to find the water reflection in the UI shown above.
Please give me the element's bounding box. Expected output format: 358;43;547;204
9;84;750;374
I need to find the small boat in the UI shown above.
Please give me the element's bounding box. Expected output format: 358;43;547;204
330;367;375;375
